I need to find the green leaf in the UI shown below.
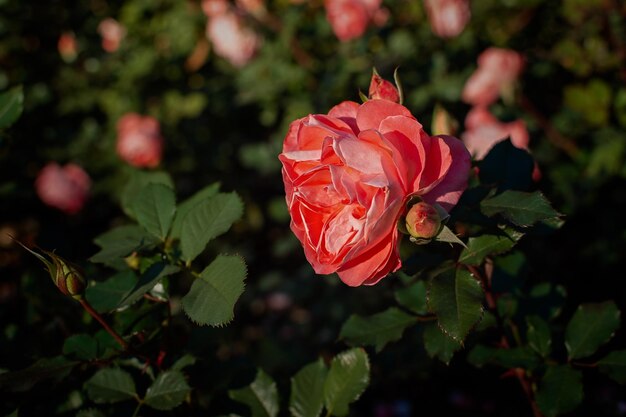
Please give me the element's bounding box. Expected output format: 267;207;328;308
458;229;524;266
90;225;159;268
62;334;99;360
428;268;484;342
395;281;428;315
0;86;24;129
480;191;562;227
536;366;583;417
290;359;328;417
85;271;136;313
180;192;244;262
323;348;370;417
339;308;415;352
171;354;197;371
434;225;467;247
84;368;136;404
182;255;246;326
565;301;621;360
0;356;78;392
117;262;180;308
170;183;221;239
598;350;626;384
422;322;461;365
526;316;552;358
467;345;541;370
229;369;279;417
121;171;174;220
131;184;176;240
144;371;191;410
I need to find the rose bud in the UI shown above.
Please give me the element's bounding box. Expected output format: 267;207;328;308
405;202;442;240
12;239;86;300
369;69;400;103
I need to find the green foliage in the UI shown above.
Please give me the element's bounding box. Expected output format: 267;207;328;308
394;281;428;315
422;322;461;365
535;366;583;417
84;368;137;404
598;350;626;384
131;183;177;240
0;85;23;129
0;357;78;392
144;371;191;410
525;315;552;358
62;334;99;360
565;301;621;360
458;229;524;266
90;225;159;268
229;370;279;417
323;349;370;417
180;192;244;262
479;140;535;191
428;268;484;342
467;345;541;370
289;359;328;417
182;255;247;326
480;191;562;227
339;308;416;352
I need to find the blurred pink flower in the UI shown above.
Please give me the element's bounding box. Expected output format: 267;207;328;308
324;0;388;42
97;18;126;53
205;7;260;67
462;107;530;160
202;0;229;17
116;113;163;168
35;163;91;214
57;32;78;62
462;48;525;106
236;0;265;15
424;0;470;39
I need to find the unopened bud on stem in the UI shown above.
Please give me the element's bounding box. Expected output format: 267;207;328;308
405;202;442;240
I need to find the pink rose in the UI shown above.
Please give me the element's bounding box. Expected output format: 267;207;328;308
368;71;400;103
324;0;388;42
279;99;471;286
116;113;164;168
35;163;91;214
58;32;78;62
424;0;470;39
97;18;126;53
462;48;525;106
462;106;530;160
205;9;260;67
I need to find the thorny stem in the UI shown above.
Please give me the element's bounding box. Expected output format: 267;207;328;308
465;264;545;417
79;299;129;351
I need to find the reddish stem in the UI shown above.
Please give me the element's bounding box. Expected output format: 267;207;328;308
466;264;545;417
79;299;129;351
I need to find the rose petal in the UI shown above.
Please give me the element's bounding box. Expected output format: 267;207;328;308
356;99;413;132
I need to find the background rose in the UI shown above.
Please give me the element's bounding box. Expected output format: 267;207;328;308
279;99;470;286
35;163;91;214
204;0;261;67
324;0;388;42
462;48;525;106
424;0;470;39
116;113;164;168
97;18;125;53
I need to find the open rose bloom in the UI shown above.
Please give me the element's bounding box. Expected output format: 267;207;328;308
116;113;163;168
35;163;91;214
279;100;471;286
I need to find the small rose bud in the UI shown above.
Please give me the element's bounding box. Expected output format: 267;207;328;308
12;238;86;300
369;69;400;103
49;253;86;299
405;202;442;240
